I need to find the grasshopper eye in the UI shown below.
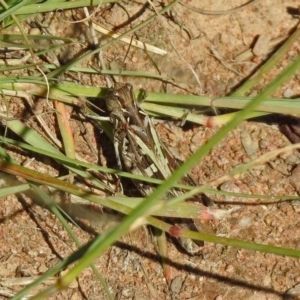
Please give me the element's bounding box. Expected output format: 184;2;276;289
112;90;119;97
108;90;121;102
125;83;133;90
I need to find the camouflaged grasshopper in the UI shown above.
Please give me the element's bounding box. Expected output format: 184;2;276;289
105;82;207;254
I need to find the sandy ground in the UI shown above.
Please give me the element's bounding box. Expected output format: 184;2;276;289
1;0;300;299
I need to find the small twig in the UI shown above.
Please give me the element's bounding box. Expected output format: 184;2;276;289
0;53;31;66
180;0;259;16
83;20;168;56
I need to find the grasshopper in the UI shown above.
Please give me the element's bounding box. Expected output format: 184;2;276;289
105;82;209;254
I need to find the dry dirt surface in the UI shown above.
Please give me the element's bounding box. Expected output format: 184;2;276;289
1;0;300;299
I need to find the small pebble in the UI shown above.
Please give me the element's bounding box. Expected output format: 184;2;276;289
290;164;300;193
259;138;268;149
283;88;293;98
241;130;259;157
170;276;184;294
284;283;300;298
29;28;41;35
252;33;271;56
285;154;300;165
